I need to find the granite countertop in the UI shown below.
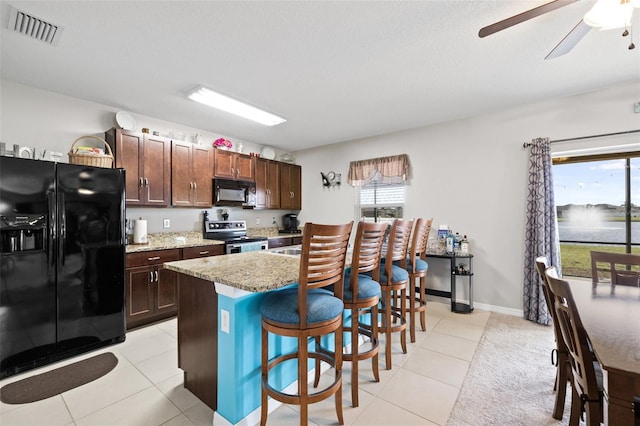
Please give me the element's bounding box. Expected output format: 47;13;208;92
126;231;224;253
246;227;303;239
164;251;300;293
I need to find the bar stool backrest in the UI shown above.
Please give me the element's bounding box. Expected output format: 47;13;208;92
384;219;413;271
298;221;353;327
350;221;388;289
408;218;433;273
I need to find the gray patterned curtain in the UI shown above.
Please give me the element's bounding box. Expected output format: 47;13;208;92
523;137;560;325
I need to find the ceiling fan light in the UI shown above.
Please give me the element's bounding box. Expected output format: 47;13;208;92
584;0;633;30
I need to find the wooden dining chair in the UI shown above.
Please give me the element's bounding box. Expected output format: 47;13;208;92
314;220;387;407
259;221;353;426
403;217;433;343
377;218;413;370
535;256;571;420
590;250;640;288
545;267;603;426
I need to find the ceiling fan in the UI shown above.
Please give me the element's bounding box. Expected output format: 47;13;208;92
479;0;640;59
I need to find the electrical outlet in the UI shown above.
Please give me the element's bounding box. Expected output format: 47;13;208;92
255;217;260;225
163;219;170;228
221;309;230;334
634;102;640;113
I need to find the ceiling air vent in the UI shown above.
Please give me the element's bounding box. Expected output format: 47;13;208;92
7;6;64;46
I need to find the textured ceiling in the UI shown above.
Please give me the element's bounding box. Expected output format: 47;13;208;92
1;0;639;152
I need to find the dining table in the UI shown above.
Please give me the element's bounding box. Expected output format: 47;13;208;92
568;279;640;425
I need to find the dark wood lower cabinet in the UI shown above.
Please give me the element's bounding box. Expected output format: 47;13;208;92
125;245;224;329
126;249;181;329
268;236;302;248
176;273;217;410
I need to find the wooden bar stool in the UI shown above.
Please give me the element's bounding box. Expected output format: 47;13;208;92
403;217;433;343
377;218;413;370
315;220;387;407
259;221;353;426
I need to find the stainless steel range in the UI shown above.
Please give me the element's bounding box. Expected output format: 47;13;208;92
203;217;268;254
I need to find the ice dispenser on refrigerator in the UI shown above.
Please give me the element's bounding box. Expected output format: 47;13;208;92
0;215;46;253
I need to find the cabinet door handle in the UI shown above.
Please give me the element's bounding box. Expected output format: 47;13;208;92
147;256;161;261
149;271;153;282
154;270;158;282
144;178;149;187
139;177;144;187
199;251;209;255
193;182;197;190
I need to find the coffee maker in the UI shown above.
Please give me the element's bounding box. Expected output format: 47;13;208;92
281;213;300;233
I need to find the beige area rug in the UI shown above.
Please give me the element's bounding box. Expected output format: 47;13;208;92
0;352;118;404
447;313;571;425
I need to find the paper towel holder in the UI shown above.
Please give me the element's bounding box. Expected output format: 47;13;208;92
133;217;148;245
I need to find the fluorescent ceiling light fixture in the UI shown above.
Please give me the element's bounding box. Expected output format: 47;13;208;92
187;86;286;127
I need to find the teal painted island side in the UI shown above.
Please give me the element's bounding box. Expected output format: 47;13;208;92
164;251;302;425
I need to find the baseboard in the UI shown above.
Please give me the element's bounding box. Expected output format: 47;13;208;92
427;296;523;317
472;302;523;317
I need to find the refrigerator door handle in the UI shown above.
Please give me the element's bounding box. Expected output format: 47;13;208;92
48;190;56;267
59;192;66;265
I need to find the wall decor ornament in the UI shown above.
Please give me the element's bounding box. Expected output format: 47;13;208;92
321;171;341;188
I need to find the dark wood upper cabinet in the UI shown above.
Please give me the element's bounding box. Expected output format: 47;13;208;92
105;128;171;206
214;149;254;182
106;128;301;210
255;158;281;209
171;141;213;207
280;163;301;210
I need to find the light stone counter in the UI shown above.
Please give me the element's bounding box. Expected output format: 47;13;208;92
163;251;300;295
246;227;303;239
125;231;224;253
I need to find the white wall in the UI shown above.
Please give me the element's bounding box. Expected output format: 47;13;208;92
294;80;640;312
2;78;639;311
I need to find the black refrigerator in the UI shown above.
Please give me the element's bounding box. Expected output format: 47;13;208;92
0;156;126;378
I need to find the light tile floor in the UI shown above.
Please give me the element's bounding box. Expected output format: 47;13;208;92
0;300;490;426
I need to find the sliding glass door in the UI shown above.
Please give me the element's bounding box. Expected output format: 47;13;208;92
553;155;640;277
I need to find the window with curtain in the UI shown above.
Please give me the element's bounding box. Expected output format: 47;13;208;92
348;154;409;223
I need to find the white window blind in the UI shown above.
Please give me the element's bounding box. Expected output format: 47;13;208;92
358;182;404;222
360;183;405;206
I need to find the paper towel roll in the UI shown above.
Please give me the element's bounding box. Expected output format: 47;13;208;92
133;219;148;244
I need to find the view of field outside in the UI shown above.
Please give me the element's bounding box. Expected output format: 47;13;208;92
553;157;640;277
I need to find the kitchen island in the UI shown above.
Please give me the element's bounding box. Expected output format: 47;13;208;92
164;251;302;426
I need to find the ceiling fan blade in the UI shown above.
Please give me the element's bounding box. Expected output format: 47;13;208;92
545;20;591;59
479;0;578;38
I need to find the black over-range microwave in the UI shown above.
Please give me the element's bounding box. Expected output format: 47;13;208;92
213;178;256;207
